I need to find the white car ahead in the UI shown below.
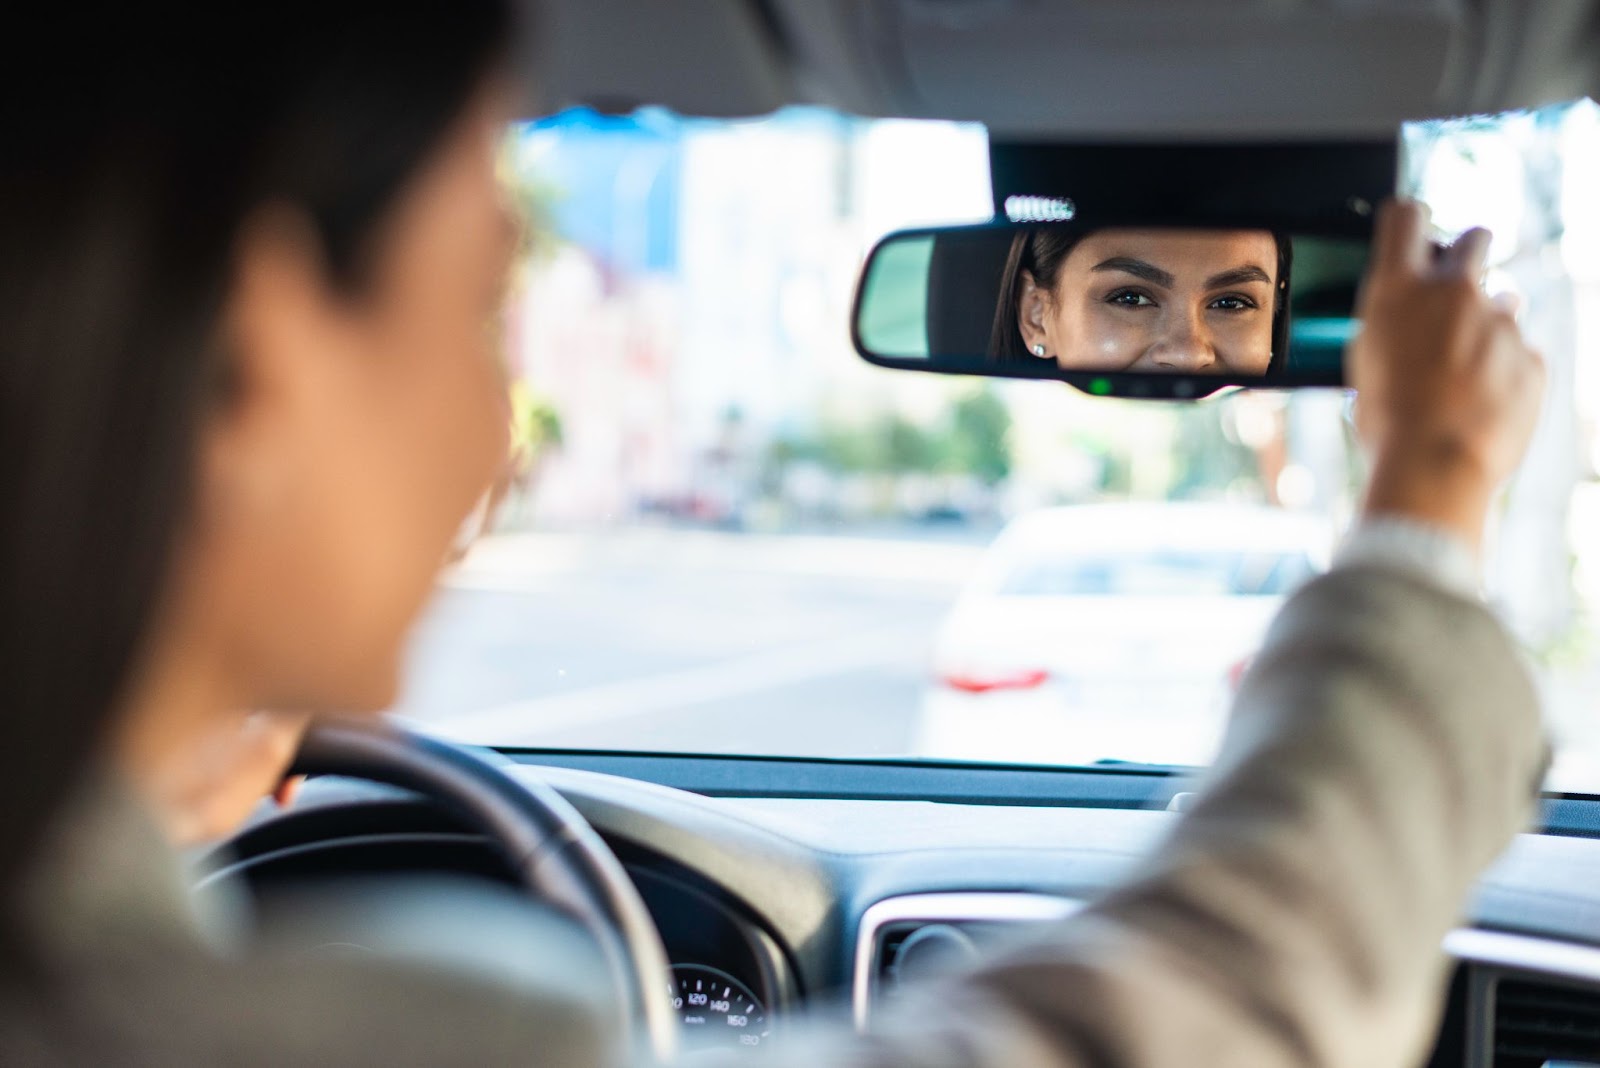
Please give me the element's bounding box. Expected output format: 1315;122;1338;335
916;503;1333;768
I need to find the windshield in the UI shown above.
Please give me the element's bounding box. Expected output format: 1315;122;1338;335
395;102;1600;793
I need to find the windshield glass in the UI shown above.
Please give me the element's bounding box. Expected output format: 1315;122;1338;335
396;103;1600;793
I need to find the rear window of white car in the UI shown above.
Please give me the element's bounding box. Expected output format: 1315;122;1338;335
997;551;1318;598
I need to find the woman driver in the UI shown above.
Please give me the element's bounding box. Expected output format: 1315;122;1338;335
990;227;1292;375
0;1;1548;1065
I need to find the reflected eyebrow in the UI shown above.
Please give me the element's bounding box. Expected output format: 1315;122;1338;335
1091;257;1174;288
1205;264;1273;289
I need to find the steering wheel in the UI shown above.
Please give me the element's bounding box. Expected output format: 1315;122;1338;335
290;720;680;1063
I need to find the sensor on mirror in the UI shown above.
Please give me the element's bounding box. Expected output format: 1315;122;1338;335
853;222;1370;397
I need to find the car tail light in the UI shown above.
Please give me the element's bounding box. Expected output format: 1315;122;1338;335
1226;655;1253;693
939;668;1050;694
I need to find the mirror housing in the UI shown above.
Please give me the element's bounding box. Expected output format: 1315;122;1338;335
852;140;1395;398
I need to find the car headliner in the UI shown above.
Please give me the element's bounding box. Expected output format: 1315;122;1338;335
527;0;1600;139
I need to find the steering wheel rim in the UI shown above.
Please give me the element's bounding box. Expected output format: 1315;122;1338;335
291;719;680;1064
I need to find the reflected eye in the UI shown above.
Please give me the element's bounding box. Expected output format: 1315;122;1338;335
1209;294;1259;312
1106;289;1156;308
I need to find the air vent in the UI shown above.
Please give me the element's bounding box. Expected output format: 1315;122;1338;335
853;893;1080;1028
878;926;914;984
876;923;983;995
1494;978;1600;1067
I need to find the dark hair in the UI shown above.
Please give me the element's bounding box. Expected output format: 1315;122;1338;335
0;3;515;916
987;227;1294;373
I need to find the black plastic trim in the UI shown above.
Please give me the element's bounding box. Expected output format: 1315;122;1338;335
1537;796;1600;840
499;749;1600;838
500;748;1195;809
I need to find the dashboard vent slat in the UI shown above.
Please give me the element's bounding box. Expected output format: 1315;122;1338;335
1494;978;1600;1067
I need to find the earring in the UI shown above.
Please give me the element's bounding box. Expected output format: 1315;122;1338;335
1031;344;1046;358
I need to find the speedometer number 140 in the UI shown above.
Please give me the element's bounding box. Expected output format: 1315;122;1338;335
669;964;770;1050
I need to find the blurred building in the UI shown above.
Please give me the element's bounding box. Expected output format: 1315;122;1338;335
504;108;990;527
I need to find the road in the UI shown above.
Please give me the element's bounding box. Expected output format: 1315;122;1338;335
391;517;1600;791
392;528;985;758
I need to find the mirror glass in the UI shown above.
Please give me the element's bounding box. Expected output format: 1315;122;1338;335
854;223;1368;392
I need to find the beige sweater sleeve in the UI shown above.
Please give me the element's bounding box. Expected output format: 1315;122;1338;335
775;566;1546;1068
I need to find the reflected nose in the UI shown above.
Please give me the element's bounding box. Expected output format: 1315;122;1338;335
1147;310;1216;371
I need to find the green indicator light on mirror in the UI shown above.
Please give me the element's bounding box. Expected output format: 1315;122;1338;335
1088;378;1112;396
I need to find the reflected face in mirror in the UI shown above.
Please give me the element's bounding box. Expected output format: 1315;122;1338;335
1013;229;1281;375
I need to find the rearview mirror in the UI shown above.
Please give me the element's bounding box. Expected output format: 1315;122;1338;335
852;221;1371;399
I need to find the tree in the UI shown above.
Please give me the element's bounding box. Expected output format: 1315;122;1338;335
947;386;1012;485
1171;402;1259;500
884;415;938;475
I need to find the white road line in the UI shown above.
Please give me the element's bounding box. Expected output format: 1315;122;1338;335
424;623;927;745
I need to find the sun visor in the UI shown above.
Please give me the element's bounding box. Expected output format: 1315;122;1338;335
882;0;1463;139
527;0;793;119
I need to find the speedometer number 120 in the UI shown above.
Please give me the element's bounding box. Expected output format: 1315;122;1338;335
669;964;770;1050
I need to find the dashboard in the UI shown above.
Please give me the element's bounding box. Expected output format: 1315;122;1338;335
204;753;1600;1066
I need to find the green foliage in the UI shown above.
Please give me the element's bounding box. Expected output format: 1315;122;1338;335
508;380;563;476
497;139;564;475
948;387;1012;485
499;140;563;263
780;385;1013;483
1170;405;1257;499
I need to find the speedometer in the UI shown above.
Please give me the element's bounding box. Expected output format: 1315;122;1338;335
669;964;770;1051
